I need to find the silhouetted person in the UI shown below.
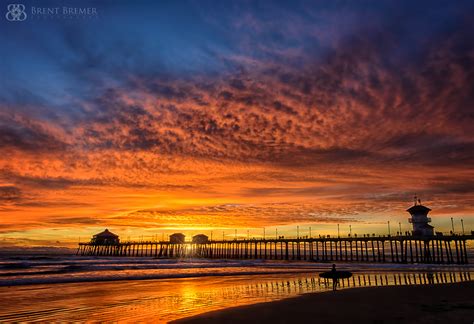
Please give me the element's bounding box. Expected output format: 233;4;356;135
319;264;352;291
331;264;338;291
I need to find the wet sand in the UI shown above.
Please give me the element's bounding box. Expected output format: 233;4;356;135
174;282;474;324
0;273;328;322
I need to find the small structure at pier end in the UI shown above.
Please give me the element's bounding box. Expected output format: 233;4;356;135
192;234;209;244
170;233;185;244
91;229;119;245
407;197;434;236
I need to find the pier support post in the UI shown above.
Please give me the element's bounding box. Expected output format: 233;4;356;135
454;240;460;264
463;240;468;264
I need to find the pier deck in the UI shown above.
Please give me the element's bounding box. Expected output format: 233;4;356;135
77;234;473;264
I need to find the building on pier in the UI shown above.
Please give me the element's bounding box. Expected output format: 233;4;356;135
91;229;119;245
407;198;434;236
192;234;209;244
170;233;185;244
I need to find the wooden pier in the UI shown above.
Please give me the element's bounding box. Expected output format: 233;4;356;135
77;234;473;264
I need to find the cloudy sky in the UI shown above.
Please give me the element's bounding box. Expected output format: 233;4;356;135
1;0;473;246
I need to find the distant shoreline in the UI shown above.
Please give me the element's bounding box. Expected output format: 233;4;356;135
173;282;474;324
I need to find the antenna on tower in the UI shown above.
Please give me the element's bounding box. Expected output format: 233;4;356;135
413;194;418;206
418;198;421;205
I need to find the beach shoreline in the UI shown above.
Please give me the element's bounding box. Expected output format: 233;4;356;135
1;261;472;322
173;281;474;324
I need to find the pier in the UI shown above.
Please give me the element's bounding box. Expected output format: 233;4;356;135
77;234;473;264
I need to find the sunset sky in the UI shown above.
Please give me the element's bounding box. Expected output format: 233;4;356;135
1;0;473;246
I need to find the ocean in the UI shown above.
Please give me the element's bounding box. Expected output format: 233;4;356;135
0;250;472;322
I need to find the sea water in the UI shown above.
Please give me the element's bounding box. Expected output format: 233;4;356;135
0;250;472;322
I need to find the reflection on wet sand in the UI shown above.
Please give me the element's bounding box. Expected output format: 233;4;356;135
0;271;471;322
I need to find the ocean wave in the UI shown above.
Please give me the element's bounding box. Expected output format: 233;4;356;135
0;268;314;286
0;262;32;270
0;254;472;287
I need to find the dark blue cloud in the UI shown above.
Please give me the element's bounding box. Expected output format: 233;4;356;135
1;0;473;170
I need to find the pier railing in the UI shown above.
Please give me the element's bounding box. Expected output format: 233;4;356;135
76;234;473;264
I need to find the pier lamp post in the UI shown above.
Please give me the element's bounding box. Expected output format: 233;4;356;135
451;217;455;234
349;225;352;237
211;231;213;241
263;228;266;240
337;224;340;238
461;219;464;235
399;222;402;236
275;228;278;239
222;231;225;241
387;221;391;236
247;230;249;240
309;227;312;238
297;226;299;239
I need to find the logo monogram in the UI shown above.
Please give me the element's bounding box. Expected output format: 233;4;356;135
6;4;27;21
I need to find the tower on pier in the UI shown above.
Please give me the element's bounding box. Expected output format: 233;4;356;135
407;196;434;236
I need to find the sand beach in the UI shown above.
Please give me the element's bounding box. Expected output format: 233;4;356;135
175;282;474;324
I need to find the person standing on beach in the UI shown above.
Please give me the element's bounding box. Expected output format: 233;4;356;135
319;264;351;291
331;264;339;291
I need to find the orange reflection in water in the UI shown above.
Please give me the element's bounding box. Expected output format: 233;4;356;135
0;271;471;322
